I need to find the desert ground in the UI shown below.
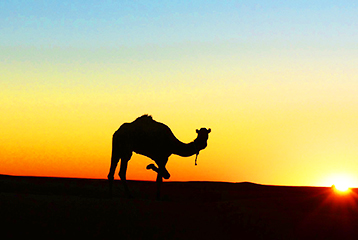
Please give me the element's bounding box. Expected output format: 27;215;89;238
1;174;358;239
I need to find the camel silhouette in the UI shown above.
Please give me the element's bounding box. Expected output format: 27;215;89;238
107;115;211;199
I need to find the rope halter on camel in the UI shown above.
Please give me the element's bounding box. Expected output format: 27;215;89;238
193;141;200;166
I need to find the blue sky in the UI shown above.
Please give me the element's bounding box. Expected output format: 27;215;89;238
1;1;357;47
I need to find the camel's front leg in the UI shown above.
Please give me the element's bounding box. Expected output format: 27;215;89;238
146;163;164;199
156;172;163;200
148;159;169;200
146;164;170;179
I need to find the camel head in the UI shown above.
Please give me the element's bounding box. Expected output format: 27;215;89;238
194;128;211;152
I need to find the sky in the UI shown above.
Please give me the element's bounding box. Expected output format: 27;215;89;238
1;1;358;187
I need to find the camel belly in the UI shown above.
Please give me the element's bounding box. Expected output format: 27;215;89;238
133;147;172;160
128;133;170;156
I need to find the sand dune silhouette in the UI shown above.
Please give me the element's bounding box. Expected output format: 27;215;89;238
2;174;358;239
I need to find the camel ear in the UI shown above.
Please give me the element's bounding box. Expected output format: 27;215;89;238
208;128;211;133
196;129;199;133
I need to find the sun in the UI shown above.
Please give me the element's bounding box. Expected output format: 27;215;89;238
333;183;350;192
330;175;352;193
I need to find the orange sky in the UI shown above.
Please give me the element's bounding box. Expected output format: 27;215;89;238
2;1;358;187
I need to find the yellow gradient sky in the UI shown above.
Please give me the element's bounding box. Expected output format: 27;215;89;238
1;1;358;186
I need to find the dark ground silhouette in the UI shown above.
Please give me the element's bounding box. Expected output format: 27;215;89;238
1;174;358;239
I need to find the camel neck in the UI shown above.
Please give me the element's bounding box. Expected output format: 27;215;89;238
172;141;198;157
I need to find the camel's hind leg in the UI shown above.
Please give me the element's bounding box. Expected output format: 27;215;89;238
107;149;120;197
119;154;133;198
107;150;133;198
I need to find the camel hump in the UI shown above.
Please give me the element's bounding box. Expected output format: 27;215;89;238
134;114;153;122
